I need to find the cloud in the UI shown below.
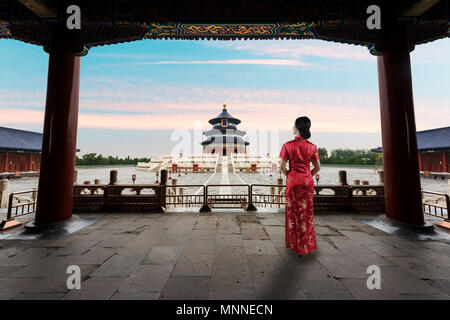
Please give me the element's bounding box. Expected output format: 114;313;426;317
96;58;311;68
1;105;380;133
202;39;375;62
2;82;449;134
411;38;450;65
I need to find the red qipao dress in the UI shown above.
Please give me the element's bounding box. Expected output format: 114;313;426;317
279;136;319;255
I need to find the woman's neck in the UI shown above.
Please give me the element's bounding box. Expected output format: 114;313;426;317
295;135;305;140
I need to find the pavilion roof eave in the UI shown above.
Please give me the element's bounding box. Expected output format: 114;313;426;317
0;0;449;52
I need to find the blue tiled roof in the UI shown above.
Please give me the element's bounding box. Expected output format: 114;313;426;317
0;127;42;152
371;126;450;153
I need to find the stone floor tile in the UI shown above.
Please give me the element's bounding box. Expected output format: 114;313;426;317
83;229;116;241
188;230;216;240
172;254;213;277
181;239;215;255
13;293;64;300
241;229;269;240
213;246;248;264
259;218;283;226
253;273;306;300
338;278;403;300
399;293;449;300
160;276;210;300
315;226;342;236
71;247;116;265
326;236;394;266
194;216;217;230
63;277;125;300
51;239;99;256
262;226;284;235
304;292;355;300
242;240;278;255
209;289;256;300
11;256;77;278
210;263;253;292
19;265;97;294
0;265;20;279
236;215;258;223
118;265;173;293
142;246;182;265
111;292;161;300
116;238;157;255
399;247;450;268
314;238;344;256
315;255;369;279
379;266;443;294
0;278;41;299
426;279;450;295
90;254;145;277
240;222;263;230
215;234;243;247
0;248;50;266
0;246;25;257
385;256;450;279
97;234;137;249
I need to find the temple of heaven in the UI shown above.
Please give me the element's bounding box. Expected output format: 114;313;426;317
201;105;249;156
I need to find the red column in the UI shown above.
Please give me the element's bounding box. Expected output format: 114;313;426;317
4;153;8;172
418;153;423;171
35;30;80;225
28;153;33;171
443;152;447;173
377;23;424;225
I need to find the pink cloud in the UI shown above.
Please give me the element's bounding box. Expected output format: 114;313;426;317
1;83;448;134
97;58;311;68
203;40;375;62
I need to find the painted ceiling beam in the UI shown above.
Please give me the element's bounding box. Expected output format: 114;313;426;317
17;0;57;18
403;0;441;16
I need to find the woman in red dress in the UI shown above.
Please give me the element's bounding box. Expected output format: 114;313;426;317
279;117;321;255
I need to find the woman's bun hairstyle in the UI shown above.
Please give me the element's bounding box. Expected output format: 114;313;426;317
295;116;311;139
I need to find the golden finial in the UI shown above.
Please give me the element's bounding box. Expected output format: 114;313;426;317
223;104;227;110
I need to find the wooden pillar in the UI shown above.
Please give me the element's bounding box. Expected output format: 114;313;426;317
377;22;424;225
35;30;81;226
418;153;423;171
29;153;33;171
443;152;447;173
4;153;8;173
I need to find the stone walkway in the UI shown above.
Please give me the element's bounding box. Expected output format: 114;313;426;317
0;210;450;300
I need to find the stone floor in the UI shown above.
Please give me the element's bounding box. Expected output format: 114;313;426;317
1;209;450;300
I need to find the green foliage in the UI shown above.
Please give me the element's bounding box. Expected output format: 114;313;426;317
75;153;150;166
318;147;328;159
318;148;383;166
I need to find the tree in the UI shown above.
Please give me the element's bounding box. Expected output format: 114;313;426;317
75;154;151;166
318;147;328;160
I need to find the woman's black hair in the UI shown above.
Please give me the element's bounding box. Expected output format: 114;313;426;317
295;116;311;139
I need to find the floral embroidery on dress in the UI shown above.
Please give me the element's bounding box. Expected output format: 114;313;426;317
280;137;319;255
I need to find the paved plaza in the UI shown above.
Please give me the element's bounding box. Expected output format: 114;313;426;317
0;209;450;300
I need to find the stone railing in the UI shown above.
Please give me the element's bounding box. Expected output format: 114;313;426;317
72;183;386;213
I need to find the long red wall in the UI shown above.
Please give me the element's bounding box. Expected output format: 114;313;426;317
419;151;449;173
0;152;41;173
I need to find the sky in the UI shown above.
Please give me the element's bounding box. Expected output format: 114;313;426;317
0;37;449;158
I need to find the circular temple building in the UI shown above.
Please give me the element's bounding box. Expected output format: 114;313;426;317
201;105;249;156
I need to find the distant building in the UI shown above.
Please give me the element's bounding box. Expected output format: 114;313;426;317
0;127;43;173
371;126;450;173
201;104;249;156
